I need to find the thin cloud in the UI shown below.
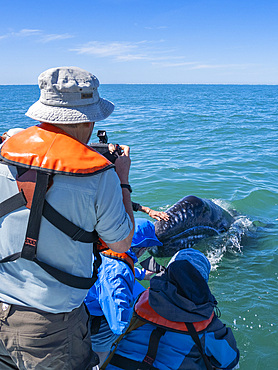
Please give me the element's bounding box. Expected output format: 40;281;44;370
152;61;256;70
16;29;41;36
71;40;184;63
40;33;73;43
72;41;141;58
152;61;200;68
144;26;168;30
71;40;252;71
0;28;73;43
190;63;254;70
117;54;150;62
0;29;42;39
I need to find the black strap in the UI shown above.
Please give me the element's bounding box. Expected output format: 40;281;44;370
33;240;101;289
109;327;165;370
16;166;29;177
32;211;101;289
142;327;166;368
100;315;148;369
43;200;99;243
110;354;159;370
120;184;132;193
21;171;49;260
0;191;27;218
33;257;98;289
0;252;21;264
185;322;213;370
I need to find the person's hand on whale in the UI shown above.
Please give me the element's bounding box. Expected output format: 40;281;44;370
144;208;169;221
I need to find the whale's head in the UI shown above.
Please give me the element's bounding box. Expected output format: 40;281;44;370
149;195;234;257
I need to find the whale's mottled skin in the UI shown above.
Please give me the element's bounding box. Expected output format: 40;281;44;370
150;195;234;257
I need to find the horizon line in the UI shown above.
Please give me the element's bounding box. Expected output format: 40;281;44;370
1;83;278;86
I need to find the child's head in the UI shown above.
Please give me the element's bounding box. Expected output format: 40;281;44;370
168;248;211;282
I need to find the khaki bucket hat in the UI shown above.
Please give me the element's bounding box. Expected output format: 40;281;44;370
26;66;114;124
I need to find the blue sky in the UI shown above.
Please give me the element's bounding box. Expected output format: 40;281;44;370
1;0;278;84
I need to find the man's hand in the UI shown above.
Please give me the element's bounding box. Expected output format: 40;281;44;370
114;145;131;184
109;144;131;184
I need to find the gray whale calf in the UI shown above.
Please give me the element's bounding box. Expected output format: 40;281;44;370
150;195;234;257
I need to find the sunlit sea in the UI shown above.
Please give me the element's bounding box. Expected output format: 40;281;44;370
0;84;277;369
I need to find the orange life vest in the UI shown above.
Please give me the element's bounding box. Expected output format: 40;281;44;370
0;122;113;175
0;123;114;289
135;289;214;333
101;249;135;276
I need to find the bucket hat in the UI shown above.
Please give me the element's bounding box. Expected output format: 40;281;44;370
26;66;114;124
131;218;163;249
168;248;211;282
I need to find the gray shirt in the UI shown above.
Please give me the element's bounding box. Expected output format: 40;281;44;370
0;163;132;313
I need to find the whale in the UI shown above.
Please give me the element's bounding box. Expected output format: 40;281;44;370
149;195;235;257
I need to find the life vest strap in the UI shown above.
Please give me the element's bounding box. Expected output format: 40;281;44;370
143;327;166;368
109;354;159;370
33;257;98;289
21;171;50;260
0;168;101;290
34;240;101;290
100;312;147;369
107;326;166;369
0;191;27;218
43;201;98;243
24;170;101;288
0;252;22;264
185;322;213;370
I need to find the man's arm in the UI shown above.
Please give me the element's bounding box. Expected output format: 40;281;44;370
106;145;134;253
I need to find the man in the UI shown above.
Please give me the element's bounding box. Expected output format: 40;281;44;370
105;248;240;370
0;66;134;369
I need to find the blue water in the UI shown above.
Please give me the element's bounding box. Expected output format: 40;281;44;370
0;84;277;369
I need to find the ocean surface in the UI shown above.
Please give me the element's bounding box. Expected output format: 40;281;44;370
0;84;277;369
